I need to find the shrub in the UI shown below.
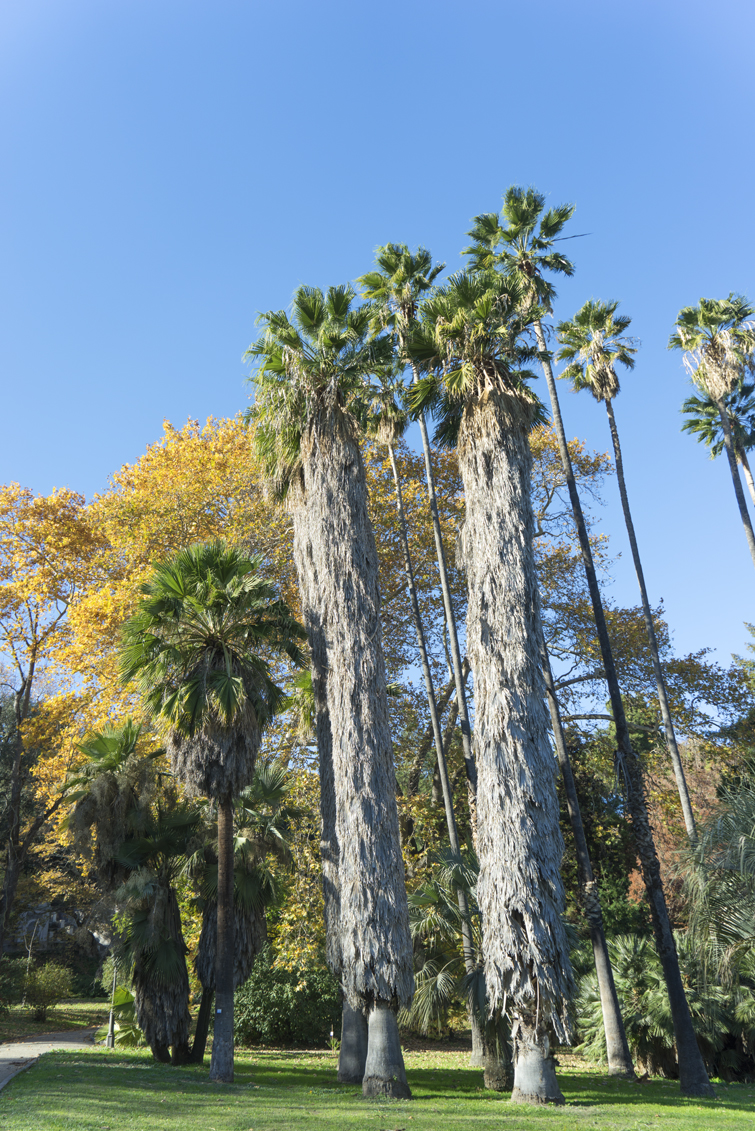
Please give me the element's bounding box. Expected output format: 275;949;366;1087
233;947;341;1047
0;958;29;1010
24;962;74;1021
94;986;145;1047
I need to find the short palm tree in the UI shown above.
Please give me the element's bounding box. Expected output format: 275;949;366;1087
681;382;755;507
120;540;304;1083
557;299;697;844
670;295;755;570
247;285;414;1098
466;187;713;1097
409;268;573;1105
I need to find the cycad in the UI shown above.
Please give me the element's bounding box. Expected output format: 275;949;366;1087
671;295;755;570
557;300;697;844
120;540;304;1083
247;285;414;1098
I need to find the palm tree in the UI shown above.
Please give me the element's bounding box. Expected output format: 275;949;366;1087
682;380;755;509
557;299;697;844
465;187;714;1098
66;722;197;1064
670;295;755;570
120;541;304;1083
247;285;414;1098
409;268;573;1105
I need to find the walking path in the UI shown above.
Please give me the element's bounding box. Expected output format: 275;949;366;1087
0;1028;99;1091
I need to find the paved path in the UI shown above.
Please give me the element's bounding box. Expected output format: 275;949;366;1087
0;1028;99;1091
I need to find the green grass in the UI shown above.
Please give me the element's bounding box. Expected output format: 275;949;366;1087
1;1046;755;1130
0;1000;108;1043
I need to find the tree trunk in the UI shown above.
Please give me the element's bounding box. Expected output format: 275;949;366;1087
714;394;755;570
604;397;697;842
291;407;413;1094
414;395;478;803
457;390;573;1104
541;637;635;1078
191;987;215;1063
535;319;715;1098
338;999;369;1083
210;794;235;1083
739;447;755;510
362;1001;412;1098
510;1018;563;1105
406;670;459;796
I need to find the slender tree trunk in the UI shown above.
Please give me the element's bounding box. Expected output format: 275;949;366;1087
535;319;715;1098
540;637;634;1078
458;390;573;1105
714;394;755;569
210;794;235;1083
291;408;413;1099
604;397;697;843
386;443;479;1047
414;391;478;805
406;669;463;796
739;447;755;510
362;1000;411;1098
338;999;369;1083
191;987;214;1063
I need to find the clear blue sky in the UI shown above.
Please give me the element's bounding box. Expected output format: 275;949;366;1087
2;0;753;668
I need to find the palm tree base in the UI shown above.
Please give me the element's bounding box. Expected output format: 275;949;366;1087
361;1001;412;1099
510;1024;564;1105
337;999;368;1083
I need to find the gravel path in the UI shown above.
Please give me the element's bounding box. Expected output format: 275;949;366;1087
0;1028;99;1091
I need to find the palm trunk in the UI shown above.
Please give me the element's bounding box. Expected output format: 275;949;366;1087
457;390;573;1105
739;447;755;510
535;319;715;1098
291;407;413;1099
386;443;479;1036
413;387;478;807
540;637;634;1078
209;795;235;1083
191;987;214;1063
406;670;461;796
604;396;697;843
510;1021;563;1105
714;394;755;569
362;1000;411;1098
338;999;369;1083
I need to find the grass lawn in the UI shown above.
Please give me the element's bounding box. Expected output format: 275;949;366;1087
0;1000;109;1043
1;1045;755;1130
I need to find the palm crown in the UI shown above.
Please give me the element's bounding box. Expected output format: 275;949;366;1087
681;382;755;460
556;299;637;402
358;243;445;348
407;270;545;447
246;284;393;495
669;294;755;402
463;186;575;311
120;541;305;742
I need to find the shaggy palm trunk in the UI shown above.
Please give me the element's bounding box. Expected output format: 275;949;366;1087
386;442;480;1057
535;320;715;1098
132;884;192;1065
739;447;755;509
414;395;478;805
714;394;755;570
457;390;573;1106
292;407;413;1100
604;397;697;843
540;638;634;1078
210;795;235;1083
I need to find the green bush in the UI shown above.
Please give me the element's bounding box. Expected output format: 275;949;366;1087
24;961;74;1021
233;947;341;1047
94;986;145;1047
0;958;29;1009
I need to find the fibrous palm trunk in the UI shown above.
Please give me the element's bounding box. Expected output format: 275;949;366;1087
292;407;413;1099
131;883;192;1065
713;394;755;570
209;795;235;1083
540;637;634;1078
535;319;715;1098
386;443;481;1058
604;396;697;843
457;390;573;1105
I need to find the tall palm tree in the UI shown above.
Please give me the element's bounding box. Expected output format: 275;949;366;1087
670;295;755;570
465;187;715;1098
557;299;697;844
247;285;414;1098
682;378;755;509
120;541;304;1083
409;268;573;1105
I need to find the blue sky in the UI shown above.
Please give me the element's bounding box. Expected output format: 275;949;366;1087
1;0;753;668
